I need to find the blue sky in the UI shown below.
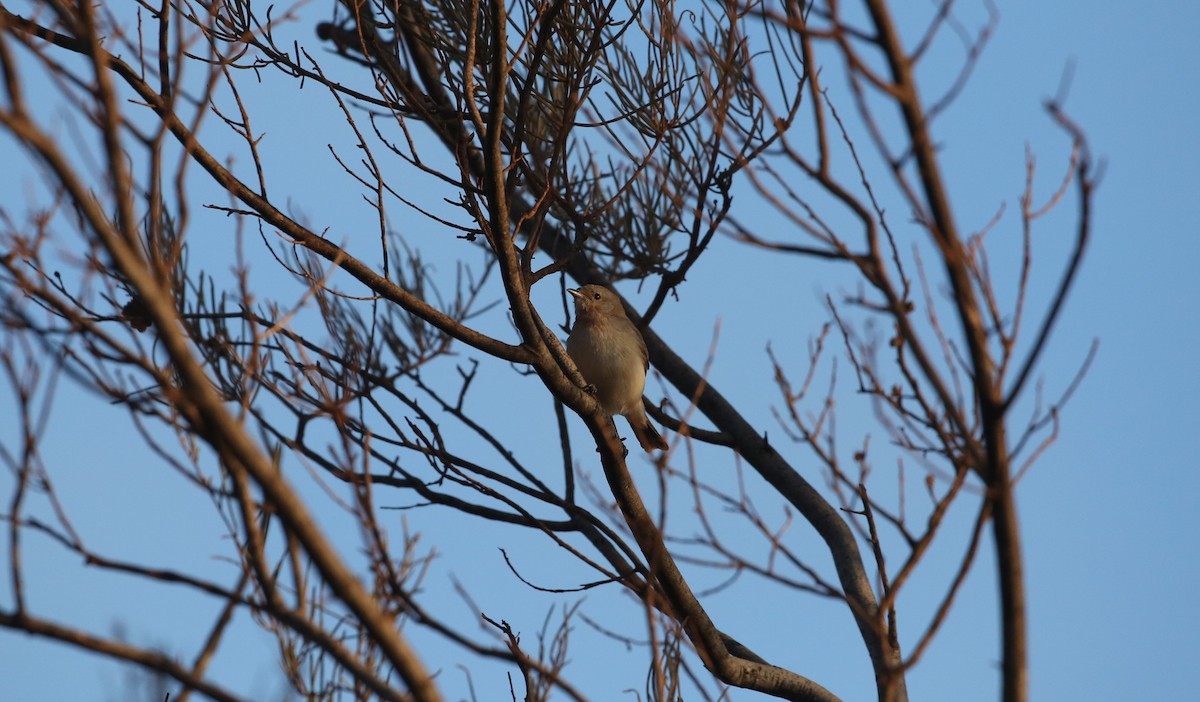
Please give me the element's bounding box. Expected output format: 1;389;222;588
1;1;1198;700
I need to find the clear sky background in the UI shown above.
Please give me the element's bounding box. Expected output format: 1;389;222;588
1;1;1198;701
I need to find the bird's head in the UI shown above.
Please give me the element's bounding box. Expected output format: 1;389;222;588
568;285;626;322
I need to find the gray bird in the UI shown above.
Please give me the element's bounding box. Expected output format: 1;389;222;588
566;285;668;453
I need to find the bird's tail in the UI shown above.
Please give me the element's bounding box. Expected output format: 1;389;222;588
631;414;669;453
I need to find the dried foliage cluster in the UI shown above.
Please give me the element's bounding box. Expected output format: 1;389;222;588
0;1;1095;701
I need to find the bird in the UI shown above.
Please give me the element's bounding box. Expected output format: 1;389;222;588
566;285;669;453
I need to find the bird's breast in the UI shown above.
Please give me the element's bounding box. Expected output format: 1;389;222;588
567;323;646;415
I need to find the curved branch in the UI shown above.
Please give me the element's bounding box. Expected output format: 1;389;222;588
0;609;246;702
585;411;841;702
1002;102;1096;412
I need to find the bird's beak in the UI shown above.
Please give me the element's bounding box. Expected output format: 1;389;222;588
567;288;583;300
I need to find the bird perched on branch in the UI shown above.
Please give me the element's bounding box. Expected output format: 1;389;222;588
566;285;668;453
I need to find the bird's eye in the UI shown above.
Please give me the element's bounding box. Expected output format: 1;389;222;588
592;292;601;300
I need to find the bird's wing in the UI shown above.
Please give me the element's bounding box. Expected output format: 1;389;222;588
634;321;649;371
